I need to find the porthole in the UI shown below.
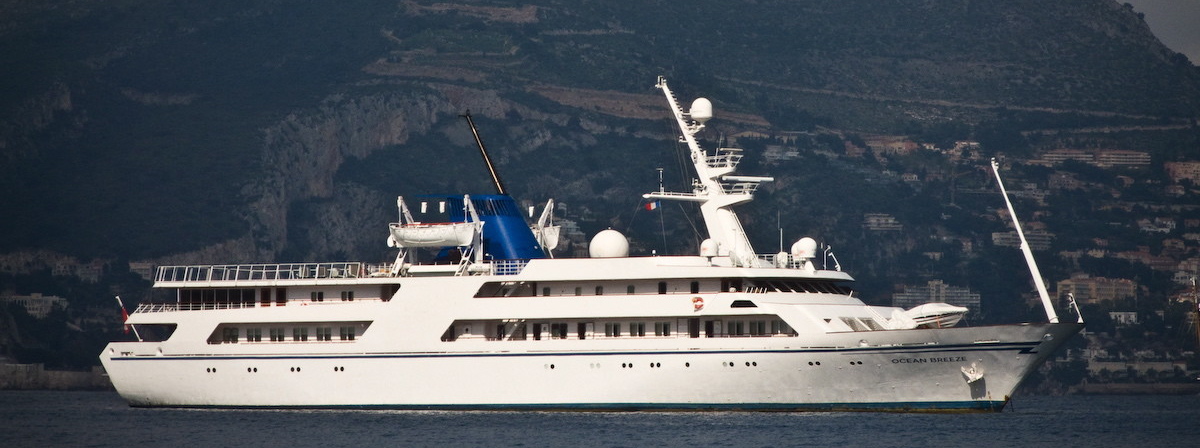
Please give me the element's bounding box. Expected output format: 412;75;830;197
745;362;750;367
685;362;690;368
751;362;757;367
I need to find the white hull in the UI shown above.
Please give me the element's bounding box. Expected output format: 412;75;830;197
101;290;1079;411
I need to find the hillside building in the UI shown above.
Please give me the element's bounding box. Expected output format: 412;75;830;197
1056;274;1136;305
0;293;68;318
863;213;903;232
1165;161;1200;184
891;280;981;313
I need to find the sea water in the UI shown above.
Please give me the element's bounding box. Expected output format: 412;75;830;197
2;391;1199;448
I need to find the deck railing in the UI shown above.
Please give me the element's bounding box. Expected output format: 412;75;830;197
155;262;371;283
154;259;530;283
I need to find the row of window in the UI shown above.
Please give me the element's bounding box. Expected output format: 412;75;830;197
442;318;796;342
214;326;358;344
176;286;399;310
308;291;356;302
475;279;852;298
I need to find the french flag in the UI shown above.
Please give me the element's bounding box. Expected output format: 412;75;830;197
644;200;660;211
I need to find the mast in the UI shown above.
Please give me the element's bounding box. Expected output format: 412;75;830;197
643;76;773;266
990;158;1060;323
461;111;507;195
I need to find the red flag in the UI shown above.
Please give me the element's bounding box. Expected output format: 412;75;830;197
121;307;129;334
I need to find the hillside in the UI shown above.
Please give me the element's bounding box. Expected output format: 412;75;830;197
0;0;1197;272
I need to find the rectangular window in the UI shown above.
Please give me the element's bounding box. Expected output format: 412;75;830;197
658;282;667;294
310;291;324;302
269;328;285;342
729;321;745;336
542;287;551;296
317;327;333;341
533;323;543;340
339;326;356;340
605;322;621;337
627;285;635;294
293;327;309;342
260;288;272;307
630;322;646;337
749;321;766;336
550;323;568;339
246;328;262;342
276;287;287;306
654;322;672;336
574;287;582;296
340;291;354;301
595;286;603;295
222;327;239;343
690;281;700;294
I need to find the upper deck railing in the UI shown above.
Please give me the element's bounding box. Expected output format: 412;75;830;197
155;262;379;283
155;260;531;283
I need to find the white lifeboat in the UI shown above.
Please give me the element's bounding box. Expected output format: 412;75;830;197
388;221;479;248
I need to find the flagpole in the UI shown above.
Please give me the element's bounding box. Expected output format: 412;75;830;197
115;295;142;342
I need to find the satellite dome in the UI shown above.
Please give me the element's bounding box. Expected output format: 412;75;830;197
690;98;712;123
699;238;719;257
791;237;818;259
589;229;630;258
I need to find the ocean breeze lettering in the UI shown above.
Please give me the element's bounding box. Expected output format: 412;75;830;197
890;356;967;364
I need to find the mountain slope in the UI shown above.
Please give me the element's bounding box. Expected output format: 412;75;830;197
1;0;1197;265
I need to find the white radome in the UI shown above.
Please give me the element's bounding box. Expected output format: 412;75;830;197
589;229;629;258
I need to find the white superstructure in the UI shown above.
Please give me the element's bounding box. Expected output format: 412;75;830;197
100;77;1082;411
